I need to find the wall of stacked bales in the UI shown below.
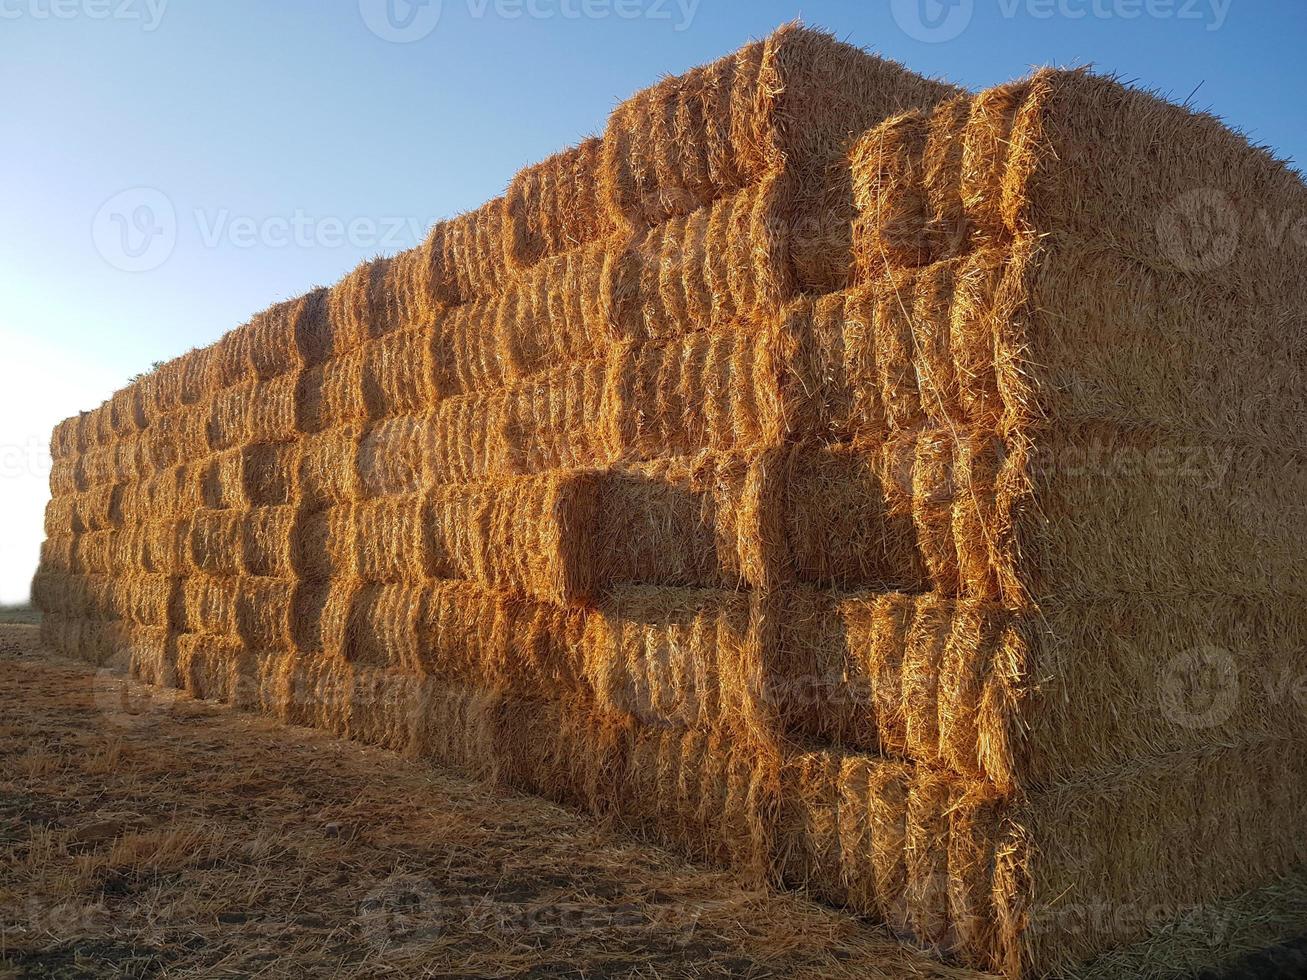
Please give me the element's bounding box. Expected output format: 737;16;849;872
33;24;1307;980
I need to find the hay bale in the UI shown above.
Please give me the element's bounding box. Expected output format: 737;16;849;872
501;359;615;475
497;241;611;382
108;384;147;439
243;441;299;508
357;416;427;497
297;426;362;509
600;24;959;237
608;326;781;461
175;632;254;704
197;449;249;511
290;578;359;658
233;576;296;650
241;506;298;578
248;295;309;380
431;294;511;397
289;287;336;368
215;321;256;389
581;587;754;734
423;395;510;485
505;137;613;271
360;323;438;420
295;353;368;434
189;509;245;576
327;256;401;354
418;199;510;307
293;504;358;581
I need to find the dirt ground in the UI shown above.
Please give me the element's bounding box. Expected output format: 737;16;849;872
0;624;989;980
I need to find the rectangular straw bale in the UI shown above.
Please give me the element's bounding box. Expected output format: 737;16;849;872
295;352;368;433
423;394;510;485
357;415;427;498
44;495;79;537
179;345;218;406
995;425;1307;605
233;576;296;650
242;441;298;508
600;24;960;235
1004;739;1307;979
189;508;246;576
240;505;297;578
289;578;360;659
353;493;429;581
123;625;177;689
135;520;189;576
500;359;614;475
51;416;80;462
215;321;256;389
431;294;511;397
360;323;438;419
428;470;601;606
490;696;632;815
175;632;254;705
174;574;238;635
292;504;358;580
40;534;77;575
413;581;587;694
197;449;249;510
347;666;427;753
73;530;117;575
248;294;310;380
341;581;421;669
247;372;299;443
505;137;612;270
327;256;401;355
581;586;753;734
49;455;78;497
297;426;362;509
497;240;610;381
608;326;780;461
419;199;510;307
288;287;335;368
109;384;147;439
277;651;354;735
121;574;177;628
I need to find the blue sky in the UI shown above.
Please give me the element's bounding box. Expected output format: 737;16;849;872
1;0;1304;602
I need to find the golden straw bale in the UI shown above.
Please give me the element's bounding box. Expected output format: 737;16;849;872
121;574;177;628
247;372;298;443
175;632;254;704
290;287;336;368
497;241;611;381
179;345;218;406
295;353;368;434
1002;739;1307;978
431;294;511;397
240;506;297;578
73;530;117;575
51;415;80;462
423;394;510;485
347;666;427;753
293;504;358;581
215;321;256;389
342;581;421;668
189;509;245;577
108;384;147;439
421;475;593;603
123;624;177;689
353;493;428;581
419;199;510;307
247;295;308;380
277;651;354;735
505;137;613;270
600;24;959;235
297;426;362;509
291;578;360;658
49;454;78;497
357;416;427;498
44;495;79;537
243;440;299;508
360;323;438;419
327;256;401;354
174;575;238;635
581;587;753;734
197;449;249;511
501;359;615;475
233;576;296;650
608;326;780;461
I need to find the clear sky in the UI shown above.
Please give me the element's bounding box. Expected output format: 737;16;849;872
2;0;1304;603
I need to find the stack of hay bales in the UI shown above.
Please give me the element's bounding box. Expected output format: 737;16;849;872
33;24;1307;978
